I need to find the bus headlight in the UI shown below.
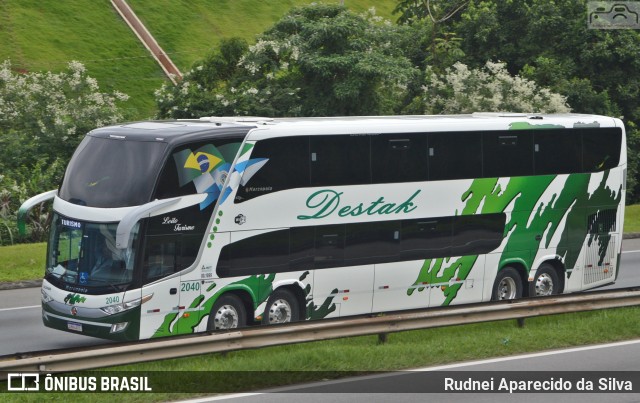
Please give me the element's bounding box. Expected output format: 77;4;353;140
41;289;53;304
100;293;153;316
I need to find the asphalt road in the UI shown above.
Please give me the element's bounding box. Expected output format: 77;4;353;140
0;239;638;356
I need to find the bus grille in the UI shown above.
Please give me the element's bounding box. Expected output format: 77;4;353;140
583;235;616;285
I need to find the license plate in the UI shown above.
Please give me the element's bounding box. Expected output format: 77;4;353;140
67;322;83;332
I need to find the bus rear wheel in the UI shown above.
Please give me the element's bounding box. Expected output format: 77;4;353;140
207;294;246;331
491;267;523;301
262;289;299;325
531;263;560;297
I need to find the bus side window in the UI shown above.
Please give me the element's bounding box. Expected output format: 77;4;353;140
483;131;534;178
314;225;345;269
154;139;243;200
400;218;452;260
310;135;371;187
217;229;290;277
429;132;482;181
452;213;505;256
235;137;310;203
534;129;581;175
582;128;621;172
371;134;428;184
345;221;400;265
143;235;178;283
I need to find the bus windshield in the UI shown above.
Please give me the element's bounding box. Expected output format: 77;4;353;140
47;213;138;291
59;135;168;208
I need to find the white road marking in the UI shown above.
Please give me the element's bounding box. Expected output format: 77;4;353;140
0;305;40;312
410;338;640;371
621;249;640;254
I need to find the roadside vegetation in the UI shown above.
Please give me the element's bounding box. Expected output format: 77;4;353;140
626;204;640;233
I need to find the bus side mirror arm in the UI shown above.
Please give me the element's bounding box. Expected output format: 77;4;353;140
17;190;57;236
116;198;181;250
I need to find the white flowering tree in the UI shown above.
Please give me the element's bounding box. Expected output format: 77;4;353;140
0;60;129;244
156;4;418;118
422;61;570;114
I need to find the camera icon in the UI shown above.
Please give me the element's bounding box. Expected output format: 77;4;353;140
588;2;640;29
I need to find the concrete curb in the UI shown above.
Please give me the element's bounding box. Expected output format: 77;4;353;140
3;233;640;291
0;279;42;291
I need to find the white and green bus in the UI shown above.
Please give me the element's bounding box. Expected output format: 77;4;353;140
19;114;626;341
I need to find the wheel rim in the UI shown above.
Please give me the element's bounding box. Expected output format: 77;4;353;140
497;277;517;300
535;273;554;296
268;298;292;324
213;304;239;329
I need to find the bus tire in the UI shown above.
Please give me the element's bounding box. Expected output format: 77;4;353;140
491;267;523;301
207;294;247;331
262;288;299;325
531;263;560;297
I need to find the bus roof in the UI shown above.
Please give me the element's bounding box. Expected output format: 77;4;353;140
86;121;252;144
87;114;621;143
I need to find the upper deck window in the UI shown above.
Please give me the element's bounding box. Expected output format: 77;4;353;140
59;136;167;208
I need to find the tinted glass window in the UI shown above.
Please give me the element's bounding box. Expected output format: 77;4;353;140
429;132;482;181
371;134;428;184
60;136;167;207
236;137;310;203
290;226;315;271
483;131;534;178
315;224;345;269
143;235;178;284
345;221;400;265
217;229;290;277
216;213;506;276
452;213;505;256
310;135;370;186
155;138;243;200
179;234;202;271
582;128;622;172
534;130;581;175
400;217;452;260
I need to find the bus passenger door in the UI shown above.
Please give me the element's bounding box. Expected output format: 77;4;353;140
139;234;182;339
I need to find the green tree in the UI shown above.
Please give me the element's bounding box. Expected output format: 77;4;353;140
423;61;570;114
0;60;129;243
156;4;419;118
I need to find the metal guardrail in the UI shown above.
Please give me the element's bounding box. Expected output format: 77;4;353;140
2;288;640;376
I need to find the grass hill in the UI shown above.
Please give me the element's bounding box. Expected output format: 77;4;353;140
0;0;397;120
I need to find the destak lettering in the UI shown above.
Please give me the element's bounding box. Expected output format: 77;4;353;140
297;189;421;220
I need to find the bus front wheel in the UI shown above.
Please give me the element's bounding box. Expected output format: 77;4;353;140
491;267;523;301
262;288;299;325
207;294;247;331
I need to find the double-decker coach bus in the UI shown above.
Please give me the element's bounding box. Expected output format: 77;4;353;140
18;114;626;341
